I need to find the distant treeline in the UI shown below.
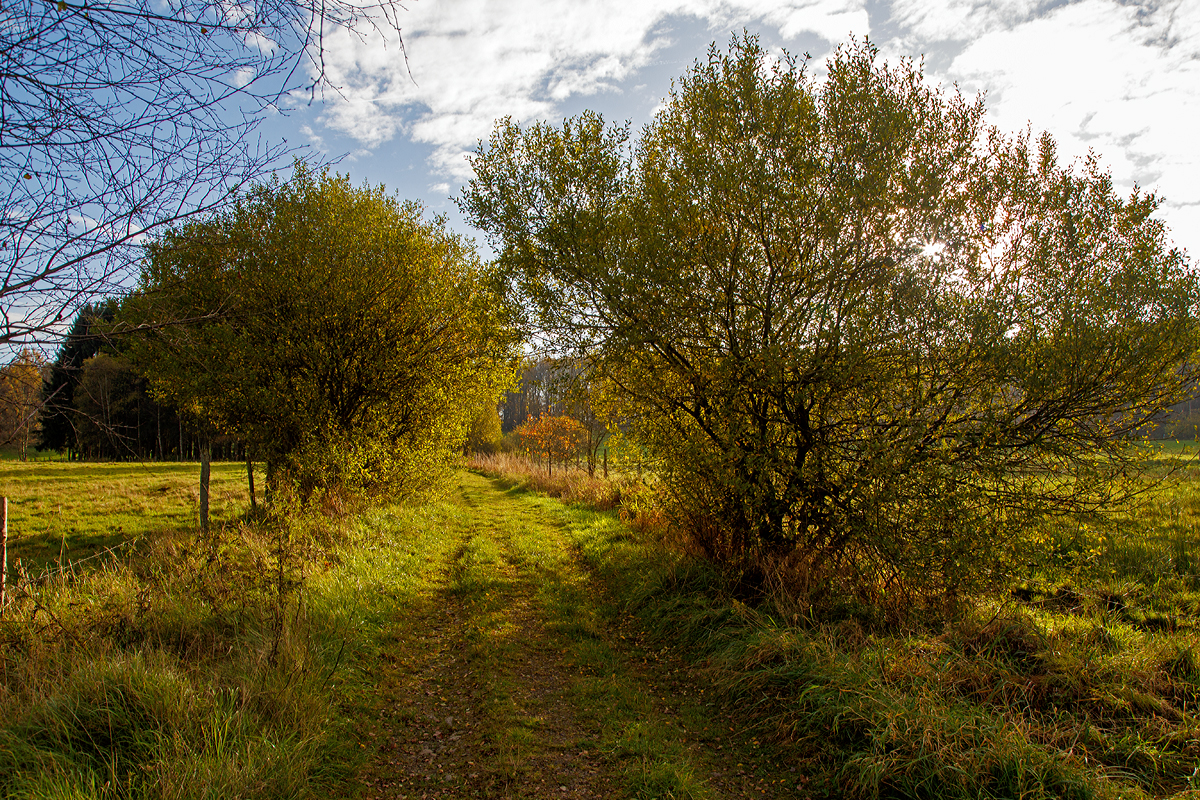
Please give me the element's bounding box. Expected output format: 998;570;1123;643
19;307;1198;463
27;302;569;463
32;301;241;462
498;359;592;434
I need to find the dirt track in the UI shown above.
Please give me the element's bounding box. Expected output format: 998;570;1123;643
352;472;804;799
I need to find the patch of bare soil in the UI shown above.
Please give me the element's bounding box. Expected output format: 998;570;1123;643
481;582;617;799
356;594;489;799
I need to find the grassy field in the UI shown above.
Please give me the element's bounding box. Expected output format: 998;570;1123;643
1142;440;1200;456
472;451;1200;799
0;459;432;799
0;462;785;799
0;460;257;571
2;456;1200;798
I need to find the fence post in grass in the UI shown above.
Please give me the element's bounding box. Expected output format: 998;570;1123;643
1;496;7;612
247;452;257;513
199;432;212;532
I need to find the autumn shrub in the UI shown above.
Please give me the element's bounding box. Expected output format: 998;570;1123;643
464;400;504;455
464;35;1200;601
512;414;588;475
125;164;519;505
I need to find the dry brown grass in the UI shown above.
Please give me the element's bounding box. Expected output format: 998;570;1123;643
466;452;625;510
466;453;713;560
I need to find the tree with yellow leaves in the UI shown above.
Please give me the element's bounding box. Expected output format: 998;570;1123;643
124;166;518;515
463;34;1200;598
0;349;47;460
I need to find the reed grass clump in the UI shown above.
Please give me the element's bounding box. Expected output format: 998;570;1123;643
0;507;358;800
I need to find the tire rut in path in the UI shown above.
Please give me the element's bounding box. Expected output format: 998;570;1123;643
356;559;489;797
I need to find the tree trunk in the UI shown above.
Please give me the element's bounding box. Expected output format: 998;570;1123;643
199;432;211;532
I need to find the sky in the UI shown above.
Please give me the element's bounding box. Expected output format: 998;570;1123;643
262;0;1200;258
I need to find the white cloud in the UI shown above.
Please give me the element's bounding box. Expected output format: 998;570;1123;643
243;30;278;56
308;0;868;180
299;124;326;151
753;0;868;42
883;0;1200;255
301;0;1198;256
232;66;256;88
888;0;1043;43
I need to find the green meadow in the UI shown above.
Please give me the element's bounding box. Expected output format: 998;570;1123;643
1;457;1199;798
0;460;256;571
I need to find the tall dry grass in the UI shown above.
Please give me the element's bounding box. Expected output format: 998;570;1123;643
466;452;625;510
465;451;684;551
0;499;372;799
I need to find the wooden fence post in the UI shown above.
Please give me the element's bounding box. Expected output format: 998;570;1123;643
1;496;8;612
247;453;257;512
199;433;212;532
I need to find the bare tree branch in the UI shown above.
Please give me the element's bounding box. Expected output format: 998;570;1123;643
0;0;408;348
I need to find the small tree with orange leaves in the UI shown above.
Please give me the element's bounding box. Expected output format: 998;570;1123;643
515;414;586;476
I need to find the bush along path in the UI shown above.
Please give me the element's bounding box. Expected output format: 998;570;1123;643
347;470;803;799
